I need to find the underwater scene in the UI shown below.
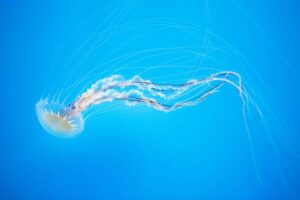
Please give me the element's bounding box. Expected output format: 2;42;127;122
1;0;300;199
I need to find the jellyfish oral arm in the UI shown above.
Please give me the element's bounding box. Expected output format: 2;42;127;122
70;71;243;114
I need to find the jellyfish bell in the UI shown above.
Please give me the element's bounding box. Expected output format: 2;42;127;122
35;99;84;138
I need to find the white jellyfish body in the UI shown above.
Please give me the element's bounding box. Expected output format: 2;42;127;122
35;100;84;138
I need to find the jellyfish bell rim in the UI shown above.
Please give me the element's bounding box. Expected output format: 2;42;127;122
35;99;84;138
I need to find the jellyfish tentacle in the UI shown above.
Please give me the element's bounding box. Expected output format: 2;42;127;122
114;79;226;112
71;71;242;114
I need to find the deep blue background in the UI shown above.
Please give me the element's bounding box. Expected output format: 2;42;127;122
1;0;300;199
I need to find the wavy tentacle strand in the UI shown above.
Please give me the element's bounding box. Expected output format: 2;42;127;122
72;71;243;113
36;71;244;137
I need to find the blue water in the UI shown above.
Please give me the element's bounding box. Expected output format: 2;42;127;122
1;0;300;199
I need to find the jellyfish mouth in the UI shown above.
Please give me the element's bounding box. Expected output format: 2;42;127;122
35;99;84;138
40;112;74;134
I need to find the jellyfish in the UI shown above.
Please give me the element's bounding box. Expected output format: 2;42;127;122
36;70;244;138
